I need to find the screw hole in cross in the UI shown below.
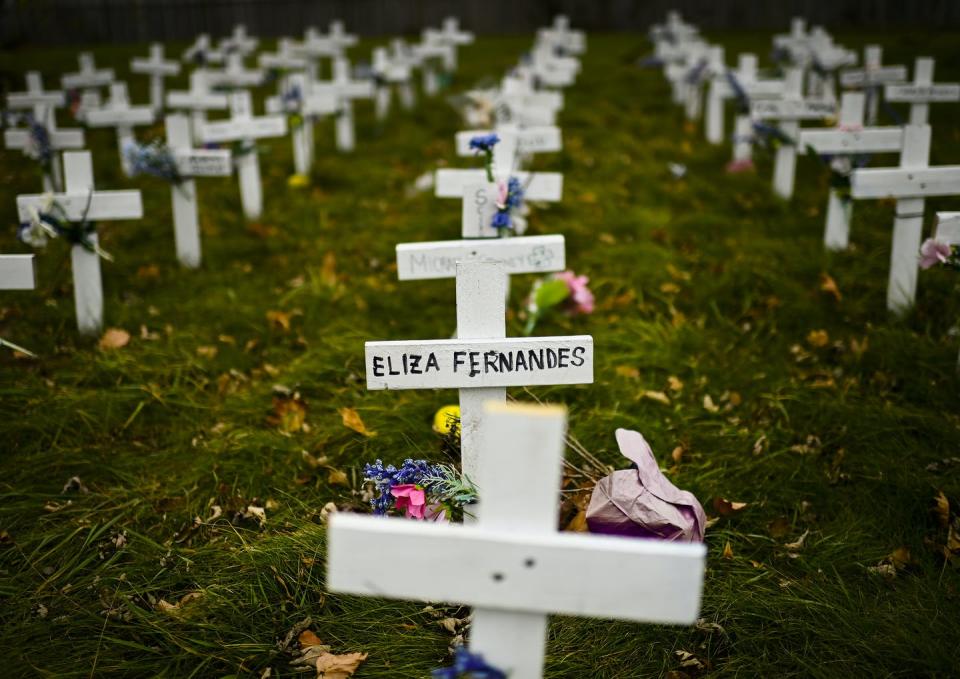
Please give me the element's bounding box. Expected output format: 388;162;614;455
491;572;505;582
524;558;536;568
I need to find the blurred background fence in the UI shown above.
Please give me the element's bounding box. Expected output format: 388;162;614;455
2;0;959;47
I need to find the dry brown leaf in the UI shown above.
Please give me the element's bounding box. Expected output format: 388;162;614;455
98;328;130;350
671;446;685;463
713;497;748;516
784;529;809;550
321;252;338;287
667;375;684;393
299;630;325;648
850;336;869;359
269;395;307;434
327;468;349;486
806;330;829;348
315;651;367;679
660;282;681;294
157;591;203;615
934;491;951;529
667;264;691;281
196;345;218;359
136;264;160;280
721;541;734;560
267;310;292;332
753;435;768;455
641;390;671;406
768;516;792;538
820;272;842;301
338;407;377;437
615;365;640;379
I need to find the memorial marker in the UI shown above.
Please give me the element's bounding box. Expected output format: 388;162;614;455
705;54;783;146
183;34;225;66
0;254;36;355
61;52;113;119
265;73;338;174
204;52;264;90
885;57;960;125
850;125;960;313
840;45;907;125
751;67;836;199
16;151;143;334
131;43;181;112
799;92;903;250
200;91;287;219
328;401;705;679
219;24;258;57
85;82;156;175
166;70;229;144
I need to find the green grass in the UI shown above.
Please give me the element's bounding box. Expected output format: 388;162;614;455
2;30;960;678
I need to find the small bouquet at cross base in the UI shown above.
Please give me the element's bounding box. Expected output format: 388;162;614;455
17;192;112;261
491;176;526;233
363;458;476;522
123;139;184;185
432;647;506;679
522;270;595;335
919;238;960;271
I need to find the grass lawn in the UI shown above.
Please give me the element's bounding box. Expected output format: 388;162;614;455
1;29;959;678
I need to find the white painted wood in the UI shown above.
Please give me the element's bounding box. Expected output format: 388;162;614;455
327;402;706;679
4;128;85;192
436;170;563;201
17;152;142;334
7;72;64;124
199;91;286;219
0;255;36;290
219;24;258;57
849;126;957;313
204;52;264;89
131;43;180;111
455;127;561;155
396;235;565;280
935;212;960;244
61;52;114;90
799;92;904;250
183;34;225;65
885;57;959;126
365;335;593;390
85;83;156;175
166;70;229;143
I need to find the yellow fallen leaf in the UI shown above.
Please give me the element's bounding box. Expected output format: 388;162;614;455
98;328;130;350
934;491;951;529
641;390;671;406
671;446;684;463
660;282;681;294
157;591;203;615
615;365;640;379
338;407;377;437
321;251;338;287
820;272;842;301
267;310;292;332
806;329;829;348
722;541;734;560
713;497;748;516
327;468;349;486
703;395;719;413
667;376;684;392
268;394;307;434
196;345;218;359
315;651;368;679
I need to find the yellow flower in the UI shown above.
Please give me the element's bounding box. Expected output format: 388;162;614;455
432;405;461;436
287;173;310;189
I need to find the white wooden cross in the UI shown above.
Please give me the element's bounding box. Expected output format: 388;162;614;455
5;72;85;192
390;39;420;109
16;151;142;335
840;45;907;125
750;67;836;199
328;400;706;679
885;57;960;125
219;24;258;57
365;259;592;480
495;76;564;127
204;52;264;90
166;70;229;144
0;254;36;292
436;133;563;239
164;114;232;268
372;46;413;120
850;125;960;313
265;73;338;175
297;23;355;80
413;35;454;97
684;45;724;121
799;91;903;250
183;34;225;66
85;82;157;176
61;52;114;119
200;91;287;220
131;43;181;112
705;53;783;146
326;57;374;152
422;17;474;71
536;15;587;56
931;212;960;370
526;42;580;89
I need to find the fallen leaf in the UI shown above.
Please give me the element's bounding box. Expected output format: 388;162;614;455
321;252;338;287
615;365;640;379
299;630;325;648
674;650;705;671
768;516;792;538
722;541;734;559
157;591;203;615
671;446;684;463
806;330;829;348
752;434;768;455
934;491;950;529
196;345;218;359
269;393;307;434
437;617;460;634
98;328;130;350
784;529;809;550
660;282;681;294
820;273;842;301
315;651;367;679
327;468;349;486
62;476;89;494
713;498;748;516
136;264;160;280
320;502;338;524
703;395;719;413
338;407;377;437
641;390;671;406
667;376;684;393
267;310;292;332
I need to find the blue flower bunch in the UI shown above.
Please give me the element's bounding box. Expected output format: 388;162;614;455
24;117;53;174
725;70;750;115
282;84;303;112
469;133;500;182
124;139;183;184
751;121;796;150
363;458;444;514
492;176;524;231
431;647;507;679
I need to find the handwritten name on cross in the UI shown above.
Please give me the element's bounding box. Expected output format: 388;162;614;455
5;73;85;193
750;67;836;199
366;259;592;480
166;70;229;144
200;91;287;220
885;57;960;125
16;151;142;334
705;54;784;145
131;43;180;112
799;91;903;250
85;82;156;176
165;114;232;268
850;125;960;314
328;401;705;679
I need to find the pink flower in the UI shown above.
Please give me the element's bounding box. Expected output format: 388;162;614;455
424;503;449;523
556;270;595;315
919;238;952;269
495;179;509;210
724;158;755;174
390;484;427;519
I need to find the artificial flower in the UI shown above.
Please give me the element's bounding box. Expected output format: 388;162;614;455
920;238;953;270
556;270;595;314
432;405;461;435
391;484;427;519
468;133;499;153
287;173;310;189
432;646;507;679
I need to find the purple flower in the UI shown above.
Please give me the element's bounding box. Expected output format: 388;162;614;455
919;238;953;270
491;211;511;229
468;133;500;153
432;647;506;679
